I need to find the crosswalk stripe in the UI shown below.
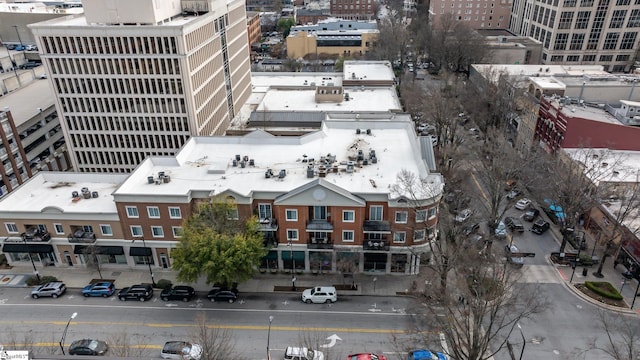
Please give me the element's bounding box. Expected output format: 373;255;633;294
519;264;564;284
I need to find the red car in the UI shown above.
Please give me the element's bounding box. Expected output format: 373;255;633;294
348;354;388;360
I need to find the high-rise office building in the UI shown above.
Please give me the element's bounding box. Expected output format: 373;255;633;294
510;0;640;72
29;0;252;173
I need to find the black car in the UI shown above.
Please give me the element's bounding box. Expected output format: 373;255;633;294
531;219;551;235
207;290;238;303
118;284;153;301
160;285;196;302
463;223;480;236
504;217;525;233
523;208;540;222
68;339;108;356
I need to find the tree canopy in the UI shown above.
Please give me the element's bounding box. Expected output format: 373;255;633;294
171;200;267;287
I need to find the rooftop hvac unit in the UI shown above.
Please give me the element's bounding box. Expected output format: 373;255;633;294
278;169;287;179
158;171;165;178
72;191;79;198
307;165;315;178
83;191;91;199
155;179;162;185
366;129;371;135
91;191;99;198
235;154;241;161
163;175;171;183
81;187;89;193
243;155;249;162
147;176;155;184
249;159;255;166
265;169;274;178
356;129;361;134
232;159;238;167
240;161;246;168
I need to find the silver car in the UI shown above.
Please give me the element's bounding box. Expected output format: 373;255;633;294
31;282;66;299
160;341;202;360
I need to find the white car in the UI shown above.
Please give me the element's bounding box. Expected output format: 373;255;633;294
495;221;507;238
515;198;531;210
455;208;472;222
301;286;337;304
284;346;325;360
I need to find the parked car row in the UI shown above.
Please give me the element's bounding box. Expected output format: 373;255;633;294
67;339;203;359
33;282;240;303
33;282;345;305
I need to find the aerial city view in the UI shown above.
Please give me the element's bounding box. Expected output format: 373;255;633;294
0;0;639;359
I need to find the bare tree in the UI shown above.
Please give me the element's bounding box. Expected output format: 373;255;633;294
588;310;640;359
368;0;411;66
416;254;548;360
190;313;240;360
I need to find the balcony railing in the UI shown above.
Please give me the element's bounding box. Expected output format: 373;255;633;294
363;240;390;251
306;219;333;231
21;228;51;242
259;218;278;231
308;235;333;249
68;229;97;243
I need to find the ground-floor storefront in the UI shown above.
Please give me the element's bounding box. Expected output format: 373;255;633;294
2;240;431;276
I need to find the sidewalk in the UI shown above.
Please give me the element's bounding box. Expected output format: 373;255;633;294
0;263;422;297
547;221;640;315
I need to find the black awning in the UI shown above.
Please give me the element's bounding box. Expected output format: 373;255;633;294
2;243;54;253
74;245;124;255
129;247;152;256
363;220;391;233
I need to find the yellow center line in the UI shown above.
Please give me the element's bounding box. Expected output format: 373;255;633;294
0;321;406;334
471;172;489;203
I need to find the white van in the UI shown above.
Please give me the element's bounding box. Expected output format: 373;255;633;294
284;346;325;360
301;286;337;304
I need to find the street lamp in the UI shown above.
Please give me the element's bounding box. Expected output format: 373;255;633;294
516;323;526;360
21;234;40;283
12;25;23;48
288;240;296;291
569;238;586;283
132;237;156;287
266;315;274;360
59;312;77;355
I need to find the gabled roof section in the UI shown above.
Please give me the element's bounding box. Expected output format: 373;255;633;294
274;178;366;206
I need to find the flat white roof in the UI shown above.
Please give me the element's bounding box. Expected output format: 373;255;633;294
251;72;343;91
528;76;566;90
115;119;441;199
256;87;401;112
548;97;622;125
343;61;395;83
0;172;128;216
0;78;55;127
564;148;640;185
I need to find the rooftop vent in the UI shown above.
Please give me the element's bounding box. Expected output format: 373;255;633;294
72;191;79;198
278;169;287;179
265;169;274;178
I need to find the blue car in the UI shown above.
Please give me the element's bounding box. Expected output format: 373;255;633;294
82;282;116;297
408;349;448;360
